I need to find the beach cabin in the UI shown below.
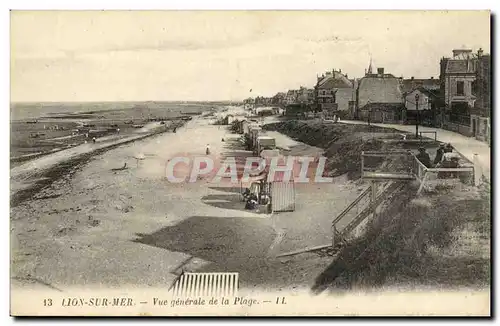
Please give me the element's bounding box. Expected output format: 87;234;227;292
256;136;276;156
249;126;262;151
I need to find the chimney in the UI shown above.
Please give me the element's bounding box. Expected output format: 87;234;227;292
411;76;414;80
339;69;342;73
478;48;484;57
377;67;384;75
430;77;434;79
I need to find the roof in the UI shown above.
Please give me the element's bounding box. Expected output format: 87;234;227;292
357;76;403;108
453;52;479;60
405;87;442;100
446;59;478;74
416;87;441;99
317;71;353;89
401;78;440;93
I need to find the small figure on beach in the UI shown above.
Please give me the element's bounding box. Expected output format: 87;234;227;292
173;127;177;133
242;188;251;201
245;193;258;210
92;137;96;144
206;144;210;155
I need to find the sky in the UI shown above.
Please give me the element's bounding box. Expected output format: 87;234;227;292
10;10;490;102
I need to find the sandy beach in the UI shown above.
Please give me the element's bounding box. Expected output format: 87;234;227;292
11;108;363;294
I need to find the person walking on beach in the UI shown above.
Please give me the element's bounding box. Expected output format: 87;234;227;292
206;144;211;155
92;137;96;144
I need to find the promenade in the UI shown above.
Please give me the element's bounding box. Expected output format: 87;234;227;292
341;120;491;180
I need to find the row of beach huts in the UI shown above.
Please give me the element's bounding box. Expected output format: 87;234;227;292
226;116;296;213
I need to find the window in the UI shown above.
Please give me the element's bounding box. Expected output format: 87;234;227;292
456;81;465;96
471;80;478;96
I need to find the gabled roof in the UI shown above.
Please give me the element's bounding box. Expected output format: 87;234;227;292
357;75;403;108
317;71;352;89
406;87;442;100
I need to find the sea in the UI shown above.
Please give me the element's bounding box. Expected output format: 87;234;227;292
9;101;228;121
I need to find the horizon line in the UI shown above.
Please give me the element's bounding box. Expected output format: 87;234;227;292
10;100;247;104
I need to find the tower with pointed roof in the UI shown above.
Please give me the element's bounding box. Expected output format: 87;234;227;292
367;56;373;75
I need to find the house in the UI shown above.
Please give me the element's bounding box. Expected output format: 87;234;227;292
284;103;309;117
356;64;404;123
315;69;354;114
470;50;491;144
271;92;286;106
254;96;272;106
297;87;315;105
401;77;440;94
243;98;254;104
439;48;490;137
285;90;299;105
404;87;443;126
360;103;404;123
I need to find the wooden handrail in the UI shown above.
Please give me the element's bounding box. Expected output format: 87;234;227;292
419;131;437;141
340;182;403;236
426;167;474;172
332;186;371;226
362;150;412;155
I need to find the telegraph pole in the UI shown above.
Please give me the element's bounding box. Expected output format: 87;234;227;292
415;93;420;138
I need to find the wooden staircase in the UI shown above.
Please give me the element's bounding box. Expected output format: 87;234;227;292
333;181;405;243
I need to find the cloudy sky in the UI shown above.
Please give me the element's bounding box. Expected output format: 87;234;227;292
11;11;490;102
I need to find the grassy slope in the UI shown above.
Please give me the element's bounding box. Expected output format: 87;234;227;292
264;120;490;291
263;120;401;179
